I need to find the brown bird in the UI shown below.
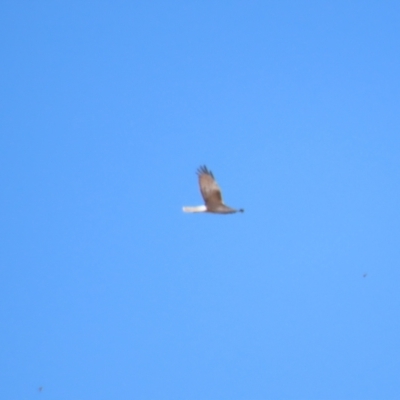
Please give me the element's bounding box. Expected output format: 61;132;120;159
183;165;244;214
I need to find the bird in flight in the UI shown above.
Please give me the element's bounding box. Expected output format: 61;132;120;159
183;165;244;214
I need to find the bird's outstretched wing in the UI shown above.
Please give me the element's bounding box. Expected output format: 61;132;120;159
197;165;223;207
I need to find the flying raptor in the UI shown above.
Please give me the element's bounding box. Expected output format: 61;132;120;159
183;165;244;214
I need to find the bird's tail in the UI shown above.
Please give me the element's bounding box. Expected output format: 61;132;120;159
182;205;207;213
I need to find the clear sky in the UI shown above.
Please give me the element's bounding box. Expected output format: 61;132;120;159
1;2;400;399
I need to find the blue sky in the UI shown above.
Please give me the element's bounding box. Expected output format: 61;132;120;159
1;2;400;399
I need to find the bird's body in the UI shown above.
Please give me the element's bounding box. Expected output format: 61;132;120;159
183;166;244;214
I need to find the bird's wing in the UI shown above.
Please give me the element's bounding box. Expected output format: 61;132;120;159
197;165;223;207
